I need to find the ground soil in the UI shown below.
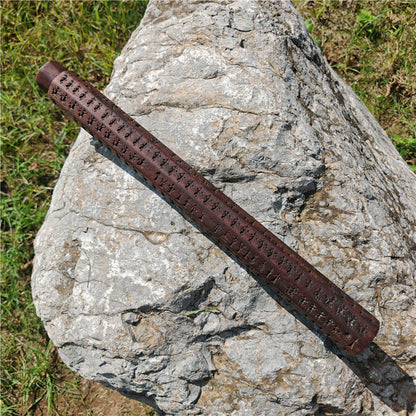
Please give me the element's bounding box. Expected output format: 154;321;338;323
33;376;155;416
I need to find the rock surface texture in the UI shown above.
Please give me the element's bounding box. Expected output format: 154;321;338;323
32;0;416;415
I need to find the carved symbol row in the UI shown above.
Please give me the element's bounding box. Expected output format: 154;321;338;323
47;70;377;353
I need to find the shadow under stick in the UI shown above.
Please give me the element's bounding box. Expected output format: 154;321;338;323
36;61;380;355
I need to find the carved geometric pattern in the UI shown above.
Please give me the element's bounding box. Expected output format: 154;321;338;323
45;67;380;355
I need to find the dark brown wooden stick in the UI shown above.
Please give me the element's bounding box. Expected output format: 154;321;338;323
36;61;379;355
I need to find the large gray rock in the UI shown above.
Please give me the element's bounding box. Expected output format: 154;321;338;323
32;0;416;414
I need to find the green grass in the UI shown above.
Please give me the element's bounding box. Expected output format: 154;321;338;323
1;1;150;414
294;0;416;171
1;1;415;415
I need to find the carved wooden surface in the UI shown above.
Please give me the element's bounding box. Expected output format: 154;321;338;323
37;61;379;355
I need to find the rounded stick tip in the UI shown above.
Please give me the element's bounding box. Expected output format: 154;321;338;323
36;61;65;91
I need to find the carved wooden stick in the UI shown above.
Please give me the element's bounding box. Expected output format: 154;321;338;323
36;61;379;355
